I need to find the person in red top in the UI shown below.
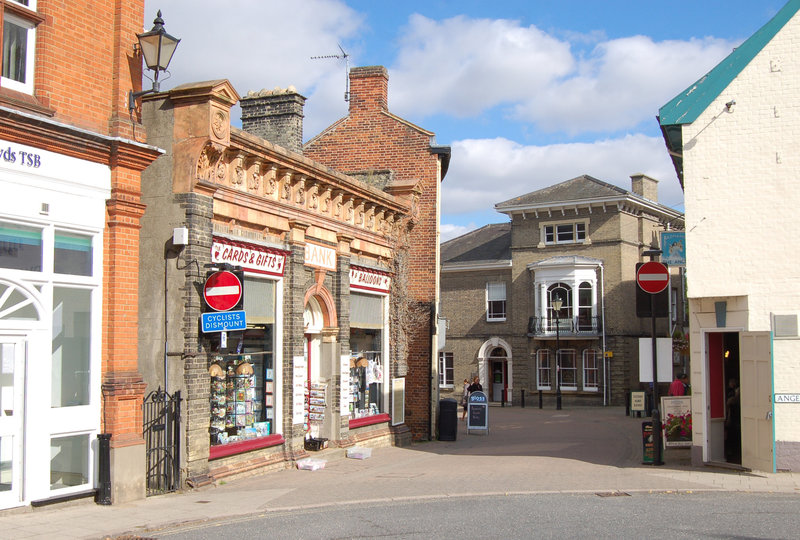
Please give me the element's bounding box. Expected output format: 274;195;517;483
668;373;689;396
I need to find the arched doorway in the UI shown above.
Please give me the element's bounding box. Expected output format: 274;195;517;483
0;278;46;508
477;338;513;404
303;296;325;437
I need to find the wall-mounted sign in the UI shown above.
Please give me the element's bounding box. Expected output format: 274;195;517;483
212;236;286;276
774;394;800;403
200;310;246;332
203;270;242;311
350;266;391;294
305;242;336;271
660;231;686;267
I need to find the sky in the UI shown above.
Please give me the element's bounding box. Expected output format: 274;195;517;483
143;0;788;241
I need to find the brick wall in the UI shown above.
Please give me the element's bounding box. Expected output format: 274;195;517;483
305;66;442;440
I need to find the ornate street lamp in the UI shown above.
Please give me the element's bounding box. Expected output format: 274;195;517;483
128;10;181;112
552;296;563;410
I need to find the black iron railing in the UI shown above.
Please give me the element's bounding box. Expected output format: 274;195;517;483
527;315;602;336
143;388;181;496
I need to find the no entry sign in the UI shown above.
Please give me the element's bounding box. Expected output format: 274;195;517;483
636;261;669;294
203;271;242;311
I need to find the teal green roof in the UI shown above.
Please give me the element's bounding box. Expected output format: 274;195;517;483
659;0;800;126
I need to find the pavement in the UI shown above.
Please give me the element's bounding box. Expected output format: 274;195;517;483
1;406;798;539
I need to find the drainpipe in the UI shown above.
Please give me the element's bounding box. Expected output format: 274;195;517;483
600;262;608;406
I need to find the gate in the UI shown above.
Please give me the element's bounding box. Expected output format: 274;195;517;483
143;388;182;496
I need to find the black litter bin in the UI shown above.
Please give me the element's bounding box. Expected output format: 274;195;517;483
438;398;458;441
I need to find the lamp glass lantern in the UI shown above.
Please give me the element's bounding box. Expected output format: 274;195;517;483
129;10;180;111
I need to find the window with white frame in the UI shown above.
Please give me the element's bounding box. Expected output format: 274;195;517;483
438;352;453;387
577;281;593;331
547;283;571;329
486;281;506;321
536;349;551;390
557;349;577;390
2;3;38;94
582;349;600;391
542;221;587;245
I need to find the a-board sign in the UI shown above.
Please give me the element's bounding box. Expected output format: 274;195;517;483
631;391;646;412
642;421;654;464
467;390;489;433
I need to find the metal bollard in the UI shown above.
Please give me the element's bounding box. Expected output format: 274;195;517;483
96;433;112;505
521;389;525;408
538;389;543;409
502;388;505;407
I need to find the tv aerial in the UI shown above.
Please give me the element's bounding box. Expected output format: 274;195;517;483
311;44;350;102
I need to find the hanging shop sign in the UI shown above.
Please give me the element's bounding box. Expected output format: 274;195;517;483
212;236;286;276
350;266;391;294
304;242;336;271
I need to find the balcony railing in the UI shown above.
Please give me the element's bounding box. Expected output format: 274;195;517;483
527;315;602;337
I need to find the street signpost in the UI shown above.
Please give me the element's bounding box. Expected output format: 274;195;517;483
637;256;668;466
203;270;242;311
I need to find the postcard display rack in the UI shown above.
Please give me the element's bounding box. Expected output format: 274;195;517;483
210;355;271;445
308;383;327;436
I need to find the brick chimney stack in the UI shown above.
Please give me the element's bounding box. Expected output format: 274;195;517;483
240;87;306;154
630;173;659;202
349;66;388;114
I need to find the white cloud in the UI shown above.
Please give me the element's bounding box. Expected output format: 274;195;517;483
441;223;480;243
388;15;738;134
391;15;574;118
514;36;738;134
143;0;361;134
442;134;682;219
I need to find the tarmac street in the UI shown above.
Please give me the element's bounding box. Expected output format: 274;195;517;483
0;406;798;539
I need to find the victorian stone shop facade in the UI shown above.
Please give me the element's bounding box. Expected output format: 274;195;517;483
138;80;421;483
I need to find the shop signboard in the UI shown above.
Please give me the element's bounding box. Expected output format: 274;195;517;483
631;391;646;413
211;236;286;277
467;390;489;434
661;396;692;448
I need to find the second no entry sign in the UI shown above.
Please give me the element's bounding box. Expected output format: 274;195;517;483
636;261;669;294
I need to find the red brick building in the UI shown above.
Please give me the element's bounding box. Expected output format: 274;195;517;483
0;1;160;508
305;66;450;440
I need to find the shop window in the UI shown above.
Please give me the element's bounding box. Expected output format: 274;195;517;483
2;8;36;94
536;349;551;390
486;281;506;321
438;352;453;388
349;292;386;420
0;221;42;272
209;325;275;446
350;329;384;418
583;349;600;391
50;433;89;490
54;231;93;276
557;349;577;391
51;287;91;407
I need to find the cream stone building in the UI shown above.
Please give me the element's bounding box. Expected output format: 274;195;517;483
659;0;800;472
440;175;685;409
